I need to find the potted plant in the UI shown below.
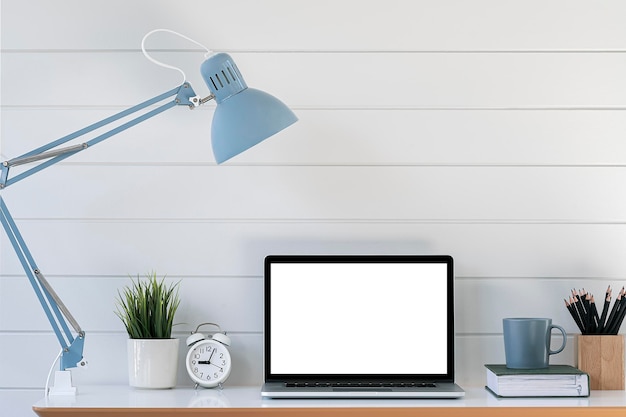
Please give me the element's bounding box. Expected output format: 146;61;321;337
115;272;181;389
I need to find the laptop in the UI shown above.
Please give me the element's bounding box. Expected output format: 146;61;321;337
261;254;465;399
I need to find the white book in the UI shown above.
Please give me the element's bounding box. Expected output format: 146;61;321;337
485;364;590;397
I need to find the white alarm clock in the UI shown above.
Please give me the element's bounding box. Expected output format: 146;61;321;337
185;323;232;388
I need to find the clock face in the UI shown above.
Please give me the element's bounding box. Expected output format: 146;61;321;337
186;340;232;387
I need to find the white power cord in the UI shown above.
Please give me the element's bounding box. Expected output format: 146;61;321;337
141;29;213;84
45;350;63;397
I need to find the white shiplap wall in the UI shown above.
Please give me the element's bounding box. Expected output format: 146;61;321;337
2;0;626;393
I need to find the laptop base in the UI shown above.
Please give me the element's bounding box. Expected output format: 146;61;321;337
261;382;465;399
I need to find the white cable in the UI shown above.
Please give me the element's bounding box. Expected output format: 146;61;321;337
141;29;213;84
45;350;63;397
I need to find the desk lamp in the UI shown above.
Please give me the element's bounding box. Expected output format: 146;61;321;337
0;29;297;393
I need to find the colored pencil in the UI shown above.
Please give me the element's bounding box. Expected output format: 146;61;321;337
564;286;626;334
598;286;611;333
605;290;622;335
565;298;585;333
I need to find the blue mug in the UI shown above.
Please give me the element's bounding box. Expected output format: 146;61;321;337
503;318;567;369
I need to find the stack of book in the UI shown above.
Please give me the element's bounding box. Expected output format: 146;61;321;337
485;364;590;397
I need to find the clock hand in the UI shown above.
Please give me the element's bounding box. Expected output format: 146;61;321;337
209;363;223;371
195;349;217;366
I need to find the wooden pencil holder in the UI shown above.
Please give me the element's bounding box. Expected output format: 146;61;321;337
577;335;625;390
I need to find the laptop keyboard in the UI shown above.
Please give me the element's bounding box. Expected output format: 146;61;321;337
285;382;437;388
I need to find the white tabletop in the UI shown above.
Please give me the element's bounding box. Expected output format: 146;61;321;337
29;385;626;409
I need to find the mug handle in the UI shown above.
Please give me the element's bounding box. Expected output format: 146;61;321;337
548;324;567;355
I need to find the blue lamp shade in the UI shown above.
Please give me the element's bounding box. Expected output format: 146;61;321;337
201;53;298;164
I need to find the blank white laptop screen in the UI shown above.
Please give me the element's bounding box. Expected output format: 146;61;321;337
266;256;451;377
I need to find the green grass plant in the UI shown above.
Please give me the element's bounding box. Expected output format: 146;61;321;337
115;272;181;339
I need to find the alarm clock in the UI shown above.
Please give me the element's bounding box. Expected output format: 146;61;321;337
185;323;232;388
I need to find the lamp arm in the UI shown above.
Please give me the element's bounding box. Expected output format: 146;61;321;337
1;83;205;189
0;82;209;370
0;196;86;370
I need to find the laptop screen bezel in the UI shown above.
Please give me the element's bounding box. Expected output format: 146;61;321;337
263;254;456;383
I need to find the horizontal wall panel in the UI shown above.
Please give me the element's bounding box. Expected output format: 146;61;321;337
4;52;626;108
3;0;626;52
4;273;619;335
0;390;43;417
4;108;626;166
0;331;580;389
456;279;626;335
3;166;626;221
0;276;263;333
2;222;626;279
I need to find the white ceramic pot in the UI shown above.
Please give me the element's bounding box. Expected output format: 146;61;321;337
127;338;179;389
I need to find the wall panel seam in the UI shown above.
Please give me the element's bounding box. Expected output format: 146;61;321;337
4;49;626;54
6;218;626;224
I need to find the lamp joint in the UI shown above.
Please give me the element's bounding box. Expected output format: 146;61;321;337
189;96;201;108
185;94;215;110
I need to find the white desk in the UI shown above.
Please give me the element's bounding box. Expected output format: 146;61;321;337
28;385;626;417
